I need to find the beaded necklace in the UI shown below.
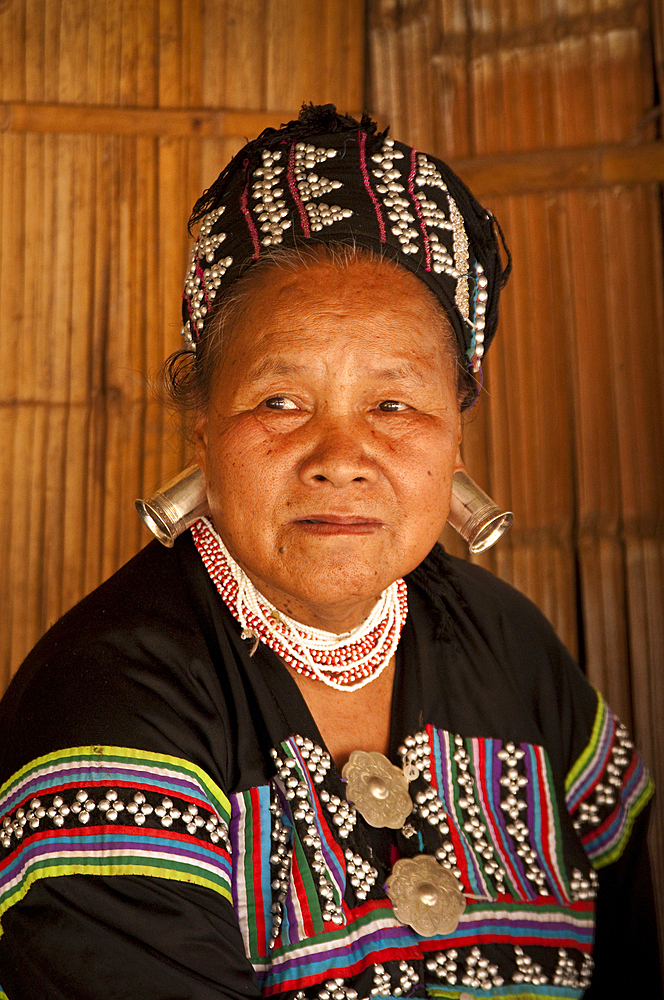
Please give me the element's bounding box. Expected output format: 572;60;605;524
191;517;408;692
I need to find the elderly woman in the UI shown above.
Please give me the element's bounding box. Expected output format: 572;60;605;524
0;106;659;999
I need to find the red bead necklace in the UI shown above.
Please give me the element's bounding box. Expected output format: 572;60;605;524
191;518;408;692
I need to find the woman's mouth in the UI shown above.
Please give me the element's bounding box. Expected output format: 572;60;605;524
294;515;383;536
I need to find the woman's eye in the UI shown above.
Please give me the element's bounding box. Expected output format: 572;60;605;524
378;399;407;412
264;396;298;410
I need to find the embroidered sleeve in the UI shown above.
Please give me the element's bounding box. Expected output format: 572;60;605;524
564;693;653;869
0;745;232;933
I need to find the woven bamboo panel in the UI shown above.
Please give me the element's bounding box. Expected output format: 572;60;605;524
369;0;664;957
0;0;365;686
2;0;662;960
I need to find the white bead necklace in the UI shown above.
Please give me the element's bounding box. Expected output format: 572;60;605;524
191;517;408;692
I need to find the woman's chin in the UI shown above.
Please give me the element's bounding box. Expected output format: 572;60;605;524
246;559;395;631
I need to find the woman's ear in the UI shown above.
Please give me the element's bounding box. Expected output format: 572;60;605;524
193;412;208;477
454;445;465;474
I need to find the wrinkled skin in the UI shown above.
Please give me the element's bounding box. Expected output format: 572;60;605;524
195;258;463;634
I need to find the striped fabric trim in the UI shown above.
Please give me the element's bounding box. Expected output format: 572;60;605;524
279;736;347;945
280;737;346;906
0;747;232;934
426;988;584;999
230;785;274;961
224;728;602;995
565;695;654;868
522;744;568;901
565;697;615;809
421;899;594;954
1;828;232;914
0;746;230;819
429;729;494;900
427;728;570;904
256;895;594;994
261;901;421;994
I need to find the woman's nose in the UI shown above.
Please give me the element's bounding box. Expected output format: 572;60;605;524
298;419;379;488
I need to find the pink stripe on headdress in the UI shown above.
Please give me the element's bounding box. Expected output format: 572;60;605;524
287;142;311;237
409;148;431;272
359;131;386;242
240;160;261;259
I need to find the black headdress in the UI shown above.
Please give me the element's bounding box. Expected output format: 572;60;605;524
182;104;510;373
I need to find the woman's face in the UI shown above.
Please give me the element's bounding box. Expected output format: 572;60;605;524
195;258;462;632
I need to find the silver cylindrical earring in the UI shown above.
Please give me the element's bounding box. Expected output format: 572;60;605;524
135;465;209;547
136;463;513;553
448;465;513;553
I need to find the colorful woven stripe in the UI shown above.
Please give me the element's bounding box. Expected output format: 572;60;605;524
270;738;347;954
566;697;615;811
0;745;230;820
230;784;274;961
565;695;654;868
226;729;598;995
420;899;594;954
257;895;594;994
1;827;231;914
428;728;494;900
427;728;569;904
281;737;346;895
521;744;568;901
261;901;421;994
0;747;232;935
426;987;584;999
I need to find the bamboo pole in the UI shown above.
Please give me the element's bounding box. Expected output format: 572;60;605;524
136;3;162;512
566;188;632;721
6;96;664;188
10;404;49;668
0;101;297;139
0;404;15;684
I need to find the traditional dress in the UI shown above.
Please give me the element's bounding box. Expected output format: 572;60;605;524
0;531;658;999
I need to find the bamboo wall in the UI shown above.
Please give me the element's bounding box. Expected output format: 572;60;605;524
368;0;664;957
1;0;663;962
0;0;364;679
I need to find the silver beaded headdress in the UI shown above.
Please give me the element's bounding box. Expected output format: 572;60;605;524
182;104;510;374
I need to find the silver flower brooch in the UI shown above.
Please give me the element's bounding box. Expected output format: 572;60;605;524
342;750;413;829
386;854;466;936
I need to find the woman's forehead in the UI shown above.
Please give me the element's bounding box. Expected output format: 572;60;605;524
216;259;458;390
226;259;450;346
233;256;450;331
